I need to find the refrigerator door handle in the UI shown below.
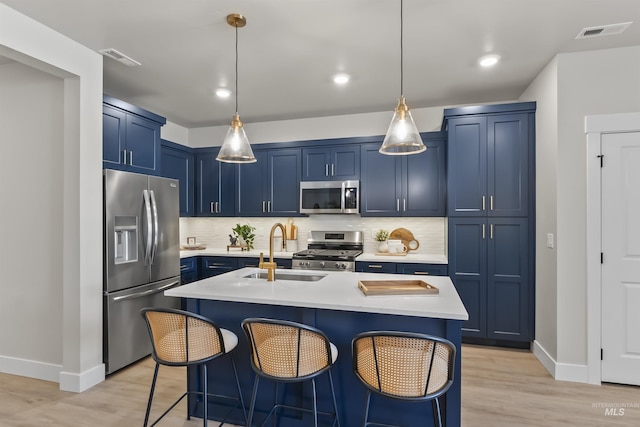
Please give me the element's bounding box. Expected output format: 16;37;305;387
149;190;159;265
111;280;180;302
142;189;153;265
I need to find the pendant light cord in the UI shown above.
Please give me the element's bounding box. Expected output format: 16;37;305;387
400;0;404;98
234;23;239;114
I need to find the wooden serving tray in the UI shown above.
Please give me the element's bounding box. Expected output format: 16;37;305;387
358;280;439;296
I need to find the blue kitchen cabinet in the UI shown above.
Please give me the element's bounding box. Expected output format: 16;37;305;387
180;256;198;284
396;263;448;276
161;140;194;217
448;217;530;341
302;144;360;181
355;261;396;273
102;96;166;175
446;109;531;217
237;148;302;216
360;133;446;217
195;148;236;217
199;257;238;279
237;257;292;269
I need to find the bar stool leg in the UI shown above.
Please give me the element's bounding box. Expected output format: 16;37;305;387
311;378;318;427
362;390;371;427
247;376;260;427
144;363;160;427
327;370;340;427
432;397;442;427
202;363;208;427
230;356;248;424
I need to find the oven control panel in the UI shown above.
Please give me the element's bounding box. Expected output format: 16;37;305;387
292;259;354;271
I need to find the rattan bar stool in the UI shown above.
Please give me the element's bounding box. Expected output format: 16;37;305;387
140;308;247;427
352;331;456;427
242;318;341;427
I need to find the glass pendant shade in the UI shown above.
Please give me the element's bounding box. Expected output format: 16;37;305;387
216;114;256;163
379;96;426;155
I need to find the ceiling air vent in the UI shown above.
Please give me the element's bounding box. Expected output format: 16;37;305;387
576;22;632;39
99;48;141;66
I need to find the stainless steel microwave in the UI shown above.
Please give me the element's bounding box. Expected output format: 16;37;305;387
300;180;360;214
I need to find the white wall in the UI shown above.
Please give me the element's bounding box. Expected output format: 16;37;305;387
0;3;104;392
519;45;640;382
519;58;559;366
0;62;64;368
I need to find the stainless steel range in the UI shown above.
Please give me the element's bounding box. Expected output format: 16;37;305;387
292;231;363;271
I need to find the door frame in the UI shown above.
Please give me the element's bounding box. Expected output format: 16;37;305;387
585;112;640;385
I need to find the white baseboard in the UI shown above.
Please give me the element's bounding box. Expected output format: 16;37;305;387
533;340;589;384
0;355;61;383
59;363;105;393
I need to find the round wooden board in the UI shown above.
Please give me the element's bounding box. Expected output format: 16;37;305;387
389;228;420;251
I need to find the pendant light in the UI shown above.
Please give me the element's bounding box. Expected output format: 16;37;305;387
379;0;426;155
217;13;256;163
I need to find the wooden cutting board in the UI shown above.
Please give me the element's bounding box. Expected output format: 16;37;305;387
358;280;439;296
389;228;420;251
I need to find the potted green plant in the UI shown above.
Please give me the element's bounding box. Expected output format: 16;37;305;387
375;229;389;253
232;224;256;250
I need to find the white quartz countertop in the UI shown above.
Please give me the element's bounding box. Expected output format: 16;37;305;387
180;249;447;264
166;267;467;321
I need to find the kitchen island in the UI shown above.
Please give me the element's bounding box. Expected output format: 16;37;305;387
166;268;467;426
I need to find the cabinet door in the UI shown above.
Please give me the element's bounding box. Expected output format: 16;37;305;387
402;137;446;216
267;148;301;215
487;114;529;217
447;117;487;216
302;147;331;181
331;145;360;180
196;150;236;217
448;218;488;337
486;218;529;340
200;257;238;278
360;143;402;216
161;142;194;217
125;115;160;174
103;105;127;170
237;151;268;216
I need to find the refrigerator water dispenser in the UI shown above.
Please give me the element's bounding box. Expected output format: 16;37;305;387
114;216;138;264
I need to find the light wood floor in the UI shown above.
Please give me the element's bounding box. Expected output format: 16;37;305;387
1;345;638;426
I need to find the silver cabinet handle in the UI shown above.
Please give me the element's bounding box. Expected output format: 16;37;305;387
123;150;127;165
368;264;383;269
325;164;329;177
403;199;406;211
490;224;494;239
482;196;486;211
129;150;133;166
490;195;494;211
331;164;335;176
210;202;215;213
396;199;400;212
262;201;266;213
267;200;271;212
482;224;486;239
414;271;430;275
215;201;220;213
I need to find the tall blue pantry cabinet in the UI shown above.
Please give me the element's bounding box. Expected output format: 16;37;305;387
445;102;536;345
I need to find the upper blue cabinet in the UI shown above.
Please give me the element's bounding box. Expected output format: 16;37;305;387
161;140;194;217
302;143;360;181
194;147;236;217
445;103;535;217
360;133;446;217
103;95;166;175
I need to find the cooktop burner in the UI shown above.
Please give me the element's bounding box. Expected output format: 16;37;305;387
293;249;363;260
291;231;364;271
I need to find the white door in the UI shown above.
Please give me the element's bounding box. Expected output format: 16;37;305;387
601;131;640;385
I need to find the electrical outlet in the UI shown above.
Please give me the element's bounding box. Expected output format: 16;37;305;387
546;233;554;249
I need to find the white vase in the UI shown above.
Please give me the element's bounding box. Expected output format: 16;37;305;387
377;240;389;253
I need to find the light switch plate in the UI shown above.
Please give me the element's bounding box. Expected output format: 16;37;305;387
546;233;554;248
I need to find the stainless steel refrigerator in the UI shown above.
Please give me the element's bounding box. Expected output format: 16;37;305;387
103;169;181;374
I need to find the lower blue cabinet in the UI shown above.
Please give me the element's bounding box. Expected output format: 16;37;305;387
448;217;530;342
356;261;447;276
200;257;238;279
180;257;198;284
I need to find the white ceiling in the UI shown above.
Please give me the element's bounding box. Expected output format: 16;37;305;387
2;0;639;128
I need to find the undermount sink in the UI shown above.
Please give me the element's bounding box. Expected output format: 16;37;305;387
243;271;327;282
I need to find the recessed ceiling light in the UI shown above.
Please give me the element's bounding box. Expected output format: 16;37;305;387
215;88;232;98
333;73;350;85
479;54;500;68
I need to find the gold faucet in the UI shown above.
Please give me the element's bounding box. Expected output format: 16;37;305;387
259;223;288;281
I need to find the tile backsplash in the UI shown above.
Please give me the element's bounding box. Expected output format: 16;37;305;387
180;215;447;255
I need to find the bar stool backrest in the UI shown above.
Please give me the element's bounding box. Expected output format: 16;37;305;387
352;331;455;400
142;308;226;366
242;318;333;380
